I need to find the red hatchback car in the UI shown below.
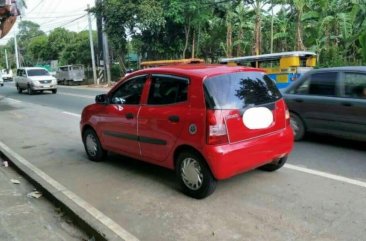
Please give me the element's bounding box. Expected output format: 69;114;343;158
80;65;293;199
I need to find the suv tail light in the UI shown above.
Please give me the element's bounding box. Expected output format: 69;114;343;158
206;110;228;145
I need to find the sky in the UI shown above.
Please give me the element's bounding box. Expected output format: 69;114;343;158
0;0;96;45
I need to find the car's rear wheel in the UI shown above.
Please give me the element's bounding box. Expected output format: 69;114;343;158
82;128;106;162
176;151;216;199
259;156;288;172
290;113;305;141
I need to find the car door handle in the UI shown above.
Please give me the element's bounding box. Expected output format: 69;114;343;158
341;102;352;107
168;115;180;123
294;98;303;103
125;113;134;119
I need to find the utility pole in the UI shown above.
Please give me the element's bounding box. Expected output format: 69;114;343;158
4;49;9;69
87;4;97;85
96;0;104;84
102;22;111;86
14;33;20;68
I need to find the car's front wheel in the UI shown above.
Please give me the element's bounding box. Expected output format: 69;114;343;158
176;151;216;199
52;89;57;94
27;85;34;95
16;85;22;93
82;128;106;162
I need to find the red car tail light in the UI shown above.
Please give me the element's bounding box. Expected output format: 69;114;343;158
206;110;229;145
285;108;290;127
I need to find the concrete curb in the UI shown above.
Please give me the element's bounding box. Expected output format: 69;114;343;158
0;141;139;241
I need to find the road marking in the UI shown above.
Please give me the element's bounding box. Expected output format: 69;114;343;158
58;92;95;99
62;111;81;118
0;141;139;241
6;98;22;103
284;164;366;188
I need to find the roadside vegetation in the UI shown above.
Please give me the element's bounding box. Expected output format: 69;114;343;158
0;0;365;73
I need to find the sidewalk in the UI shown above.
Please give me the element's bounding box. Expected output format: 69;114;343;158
0;155;88;241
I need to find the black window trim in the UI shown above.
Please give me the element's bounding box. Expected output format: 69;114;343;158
147;74;190;106
109;74;148;105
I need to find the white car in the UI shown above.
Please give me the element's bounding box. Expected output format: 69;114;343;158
14;67;57;95
1;69;13;81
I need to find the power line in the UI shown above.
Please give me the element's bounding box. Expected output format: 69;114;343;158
27;0;44;15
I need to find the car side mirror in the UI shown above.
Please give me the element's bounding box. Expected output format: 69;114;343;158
95;94;108;104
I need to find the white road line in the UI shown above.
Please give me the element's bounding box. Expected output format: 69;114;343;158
0;141;139;241
6;98;22;103
58;92;95;99
284;164;366;188
62;111;81;118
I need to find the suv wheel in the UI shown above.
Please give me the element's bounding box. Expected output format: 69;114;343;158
82;128;106;162
176;151;216;199
17;85;22;93
290;113;305;141
52;89;57;94
258;156;287;172
27;85;34;95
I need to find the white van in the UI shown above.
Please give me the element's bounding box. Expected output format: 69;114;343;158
1;69;13;81
56;65;85;85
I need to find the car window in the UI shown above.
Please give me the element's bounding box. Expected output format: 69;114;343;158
290;77;311;94
343;72;366;99
148;74;189;105
111;75;147;105
204;72;281;109
27;69;50;76
308;72;337;96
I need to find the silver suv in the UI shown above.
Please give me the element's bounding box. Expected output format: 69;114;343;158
15;67;58;95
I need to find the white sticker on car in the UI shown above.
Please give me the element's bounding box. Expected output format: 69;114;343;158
243;107;273;129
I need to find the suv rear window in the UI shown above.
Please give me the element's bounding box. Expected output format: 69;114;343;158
204;72;281;109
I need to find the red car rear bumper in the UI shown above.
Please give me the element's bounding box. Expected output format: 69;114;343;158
203;127;294;180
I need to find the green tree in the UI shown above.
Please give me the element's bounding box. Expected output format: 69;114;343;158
48;28;76;60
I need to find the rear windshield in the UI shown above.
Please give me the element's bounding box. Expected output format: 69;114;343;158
27;69;50;76
204;72;281;109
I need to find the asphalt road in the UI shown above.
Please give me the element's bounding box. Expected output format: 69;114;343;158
0;81;106;114
1;81;366;241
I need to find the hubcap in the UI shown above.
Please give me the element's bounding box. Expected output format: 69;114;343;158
180;158;203;190
85;134;98;157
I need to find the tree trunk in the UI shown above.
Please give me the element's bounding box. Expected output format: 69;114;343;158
183;20;191;59
296;13;305;50
253;5;261;57
192;30;195;58
226;23;232;57
237;28;244;56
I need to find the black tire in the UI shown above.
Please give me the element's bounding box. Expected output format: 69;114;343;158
176;151;216;199
82;128;106;162
259;156;288;172
290;113;305;141
17;85;22;93
27;85;33;95
1;83;3;86
52;89;57;94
